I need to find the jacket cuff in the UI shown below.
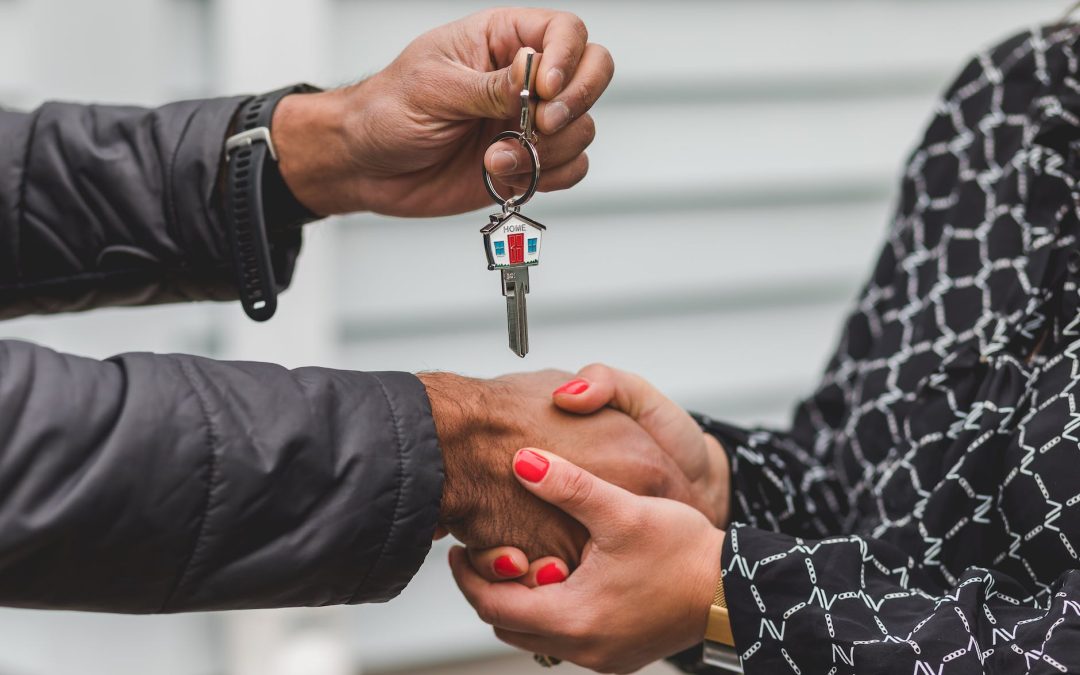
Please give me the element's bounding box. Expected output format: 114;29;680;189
691;413;747;524
719;525;837;671
0;97;305;317
347;372;445;603
170;95;304;299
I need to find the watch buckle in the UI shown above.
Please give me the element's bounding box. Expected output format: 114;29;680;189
225;127;278;161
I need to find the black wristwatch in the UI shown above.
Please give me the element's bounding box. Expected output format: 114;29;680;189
223;83;321;322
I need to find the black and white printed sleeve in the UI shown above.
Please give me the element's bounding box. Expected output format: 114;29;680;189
672;25;1080;674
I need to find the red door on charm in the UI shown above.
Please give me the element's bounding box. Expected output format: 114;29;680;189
508;233;525;264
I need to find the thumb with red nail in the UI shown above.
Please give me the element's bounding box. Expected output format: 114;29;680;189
450;449;724;674
552;364;731;528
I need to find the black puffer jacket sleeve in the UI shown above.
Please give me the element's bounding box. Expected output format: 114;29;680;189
0;339;443;612
0;97;302;318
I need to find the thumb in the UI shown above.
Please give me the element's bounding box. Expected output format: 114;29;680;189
512;448;633;530
554;364;704;473
461;47;541;120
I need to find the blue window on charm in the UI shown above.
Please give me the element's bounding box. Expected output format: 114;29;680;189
494;241;506;257
527;238;538;254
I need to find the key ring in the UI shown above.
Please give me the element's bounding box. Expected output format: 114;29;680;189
482;130;541;211
482;50;541;212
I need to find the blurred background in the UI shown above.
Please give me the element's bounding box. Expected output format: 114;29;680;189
0;0;1069;673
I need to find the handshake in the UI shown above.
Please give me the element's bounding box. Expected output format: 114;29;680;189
420;364;731;673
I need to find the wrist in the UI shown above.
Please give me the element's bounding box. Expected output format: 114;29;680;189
704;433;732;528
418;372;514;525
271;88;358;216
693;527;727;642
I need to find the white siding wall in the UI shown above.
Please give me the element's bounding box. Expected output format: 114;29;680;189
0;1;1070;674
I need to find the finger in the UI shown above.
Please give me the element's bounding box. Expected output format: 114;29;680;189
536;43;614;135
484;114;595;178
468;546;530;582
496;9;589;99
499;153;589;194
433;525;450;541
462;46;541;120
580;365;706;471
550;363;626;415
535;12;589;99
554;364;704;470
512;448;635;530
521;557;570;588
449;546;561;633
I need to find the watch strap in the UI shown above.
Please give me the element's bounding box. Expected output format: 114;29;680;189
224;83;320;321
705;572;735;646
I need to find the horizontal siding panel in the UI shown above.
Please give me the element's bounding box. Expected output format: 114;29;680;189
339;299;851;424
163;0;213;98
0;1;30;101
348;540;507;670
581;95;931;199
330;0;1062;91
1;304;220;360
0;610;218;675
333;200;887;323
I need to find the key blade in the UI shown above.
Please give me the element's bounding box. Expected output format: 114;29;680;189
505;294;525;357
502;268;530;358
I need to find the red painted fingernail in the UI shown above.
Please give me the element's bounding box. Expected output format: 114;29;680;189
514;449;550;482
553;379;589;396
536;563;567;586
493;555;520;578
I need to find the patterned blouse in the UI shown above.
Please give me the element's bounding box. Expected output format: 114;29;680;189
676;25;1080;674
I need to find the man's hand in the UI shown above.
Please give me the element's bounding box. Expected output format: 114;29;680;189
271;9;613;217
418;370;696;566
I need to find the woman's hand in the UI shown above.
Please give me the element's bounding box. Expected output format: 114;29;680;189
552;364;731;527
450;449;725;674
463;364;730;584
273;8;612;217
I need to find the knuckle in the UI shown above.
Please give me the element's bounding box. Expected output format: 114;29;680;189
560;470;595;511
484;75;506;115
575;79;596;108
476;598;503;626
502;176;532;191
597;45;616;77
579;114;597;146
610;500;647;534
578;649;612;672
561;611;593;640
577;654;599;671
564;13;589;43
643;462;671;497
568;154;589;186
492;626;513;645
581;362;613;380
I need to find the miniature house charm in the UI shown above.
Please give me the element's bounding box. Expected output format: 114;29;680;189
482;211;546;270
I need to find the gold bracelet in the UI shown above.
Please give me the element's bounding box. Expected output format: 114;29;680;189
704;572;735;647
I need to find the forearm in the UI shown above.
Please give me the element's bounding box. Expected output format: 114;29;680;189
0;97;303;318
0;340;442;612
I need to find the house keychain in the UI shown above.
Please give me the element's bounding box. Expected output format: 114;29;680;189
480;51;546;358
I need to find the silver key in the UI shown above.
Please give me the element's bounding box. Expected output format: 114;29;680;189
478;50;547;357
482;211;546;358
502;267;530;357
